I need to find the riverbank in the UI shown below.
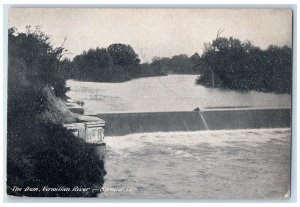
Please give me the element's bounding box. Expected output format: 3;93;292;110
7;86;106;197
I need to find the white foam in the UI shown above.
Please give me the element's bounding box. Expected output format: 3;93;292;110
105;128;291;152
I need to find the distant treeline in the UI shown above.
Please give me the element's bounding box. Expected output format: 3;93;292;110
64;44;200;82
197;37;292;94
64;37;292;94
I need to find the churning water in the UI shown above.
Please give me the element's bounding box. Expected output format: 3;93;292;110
66;75;291;114
98;128;290;199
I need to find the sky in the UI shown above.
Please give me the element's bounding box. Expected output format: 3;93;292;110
9;8;292;63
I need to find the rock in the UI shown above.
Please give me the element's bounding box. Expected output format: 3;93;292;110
193;107;200;111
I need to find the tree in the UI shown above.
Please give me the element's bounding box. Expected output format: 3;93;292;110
72;47;114;81
168;54;193;73
72;44;141;82
8;26;69;98
150;57;170;75
107;43;140;66
190;53;201;66
198;36;292;93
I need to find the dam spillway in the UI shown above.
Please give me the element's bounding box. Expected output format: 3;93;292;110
96;108;291;136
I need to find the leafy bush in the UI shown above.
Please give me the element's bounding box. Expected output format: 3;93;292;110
7;119;105;197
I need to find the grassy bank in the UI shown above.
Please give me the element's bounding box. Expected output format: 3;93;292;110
7;117;106;197
7;27;106;197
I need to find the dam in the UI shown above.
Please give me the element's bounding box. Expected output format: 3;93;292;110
96;108;291;136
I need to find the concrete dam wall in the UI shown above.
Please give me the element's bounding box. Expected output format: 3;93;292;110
96;108;291;136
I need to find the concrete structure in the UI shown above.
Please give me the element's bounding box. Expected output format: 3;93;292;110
97;107;291;136
65;99;84;115
85;121;105;144
63;120;106;145
63;98;106;145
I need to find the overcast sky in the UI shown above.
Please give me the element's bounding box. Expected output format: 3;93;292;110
9;8;292;63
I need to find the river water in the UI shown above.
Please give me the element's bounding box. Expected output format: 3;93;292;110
66;75;291;114
66;75;291;199
98;129;290;199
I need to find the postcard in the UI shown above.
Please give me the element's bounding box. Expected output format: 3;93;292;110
7;8;292;199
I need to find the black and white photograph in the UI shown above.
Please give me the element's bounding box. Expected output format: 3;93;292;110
6;7;292;199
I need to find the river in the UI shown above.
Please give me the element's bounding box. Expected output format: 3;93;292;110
66;75;291;199
66;75;291;114
98;129;290;199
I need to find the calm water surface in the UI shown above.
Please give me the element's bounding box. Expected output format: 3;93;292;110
66;75;291;114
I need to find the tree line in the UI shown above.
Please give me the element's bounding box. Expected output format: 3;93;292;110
197;37;292;94
65;37;291;94
64;44;200;82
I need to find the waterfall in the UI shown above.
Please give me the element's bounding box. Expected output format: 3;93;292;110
198;110;210;130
